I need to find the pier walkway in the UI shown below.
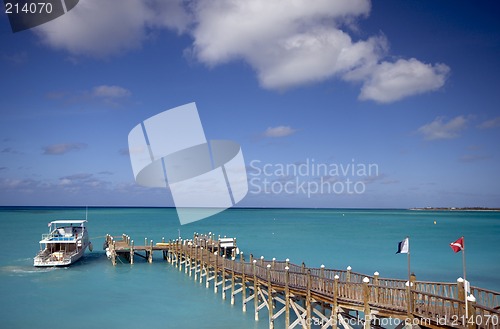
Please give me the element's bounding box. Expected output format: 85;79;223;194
104;233;499;329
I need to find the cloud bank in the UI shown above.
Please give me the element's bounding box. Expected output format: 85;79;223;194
34;0;449;103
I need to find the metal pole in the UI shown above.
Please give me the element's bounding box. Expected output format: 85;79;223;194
463;237;468;324
407;236;411;285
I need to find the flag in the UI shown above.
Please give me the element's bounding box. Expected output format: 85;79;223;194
450;237;464;253
396;237;409;254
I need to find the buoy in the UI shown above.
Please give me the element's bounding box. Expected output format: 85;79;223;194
434;220;437;225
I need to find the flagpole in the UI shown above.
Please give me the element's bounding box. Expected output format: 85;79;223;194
462;236;468;323
407;236;411;314
407;236;411;285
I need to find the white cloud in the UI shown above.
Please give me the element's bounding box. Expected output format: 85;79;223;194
33;0;450;103
418;116;468;141
189;0;449;99
459;154;491;163
263;126;297;138
93;85;131;98
42;143;87;155
191;0;378;89
34;0;189;58
352;58;450;103
478;117;500;129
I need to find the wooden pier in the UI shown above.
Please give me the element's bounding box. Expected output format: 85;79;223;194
104;233;500;329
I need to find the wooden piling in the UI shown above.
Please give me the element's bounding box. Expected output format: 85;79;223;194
214;252;219;293
130;240;134;265
231;257;235;305
267;264;274;329
222;255;226;300
242;254;247;312
148;240;153;263
111;240;116;266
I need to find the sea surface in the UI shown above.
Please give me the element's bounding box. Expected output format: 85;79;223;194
0;207;499;329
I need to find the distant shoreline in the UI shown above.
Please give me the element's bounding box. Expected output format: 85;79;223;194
1;205;499;211
409;207;500;212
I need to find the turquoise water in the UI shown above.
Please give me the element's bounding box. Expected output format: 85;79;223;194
0;207;499;328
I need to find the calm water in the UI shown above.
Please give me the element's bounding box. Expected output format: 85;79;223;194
0;207;499;329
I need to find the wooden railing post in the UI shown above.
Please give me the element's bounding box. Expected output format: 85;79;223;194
253;259;259;321
458;277;466;318
306;269;312;329
363;277;371;329
332;275;339;329
285;266;290;329
320;264;326;314
406;273;416;317
267;264;274;329
242;253;247;312
467;294;477;329
410;273;416;315
373;271;379;304
320;264;325;292
346;266;352;282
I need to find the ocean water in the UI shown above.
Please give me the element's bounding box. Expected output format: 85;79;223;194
0;207;499;329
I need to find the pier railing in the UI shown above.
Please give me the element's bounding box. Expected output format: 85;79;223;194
194;237;499;328
105;233;500;329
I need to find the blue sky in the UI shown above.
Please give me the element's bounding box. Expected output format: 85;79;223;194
0;0;499;208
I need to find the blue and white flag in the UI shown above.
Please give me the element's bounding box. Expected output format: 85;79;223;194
396;237;409;254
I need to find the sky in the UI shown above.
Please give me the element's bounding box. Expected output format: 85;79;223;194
0;0;499;209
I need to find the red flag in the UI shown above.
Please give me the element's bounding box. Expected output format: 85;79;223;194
450;237;464;253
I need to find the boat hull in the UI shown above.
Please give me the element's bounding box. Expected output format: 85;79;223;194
34;242;89;267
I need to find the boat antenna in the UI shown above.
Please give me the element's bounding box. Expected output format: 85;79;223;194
85;206;88;220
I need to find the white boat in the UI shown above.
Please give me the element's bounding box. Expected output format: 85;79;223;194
34;220;92;267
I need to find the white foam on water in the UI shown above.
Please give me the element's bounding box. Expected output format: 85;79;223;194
1;265;57;275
